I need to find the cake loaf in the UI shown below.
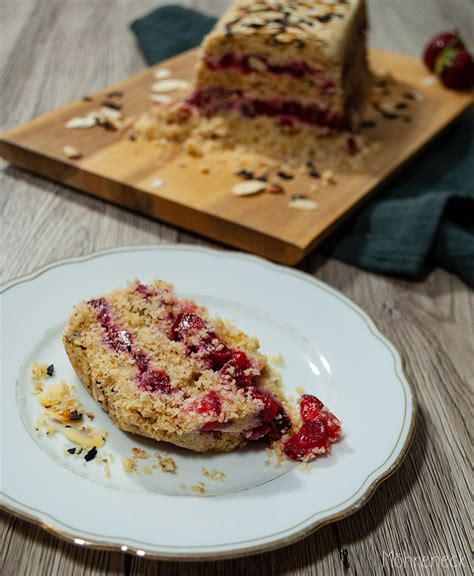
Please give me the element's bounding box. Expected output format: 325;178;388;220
189;0;371;132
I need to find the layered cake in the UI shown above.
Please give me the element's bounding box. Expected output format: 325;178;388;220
189;0;371;132
64;280;341;461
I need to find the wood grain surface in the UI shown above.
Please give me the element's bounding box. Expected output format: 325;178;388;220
1;46;471;265
1;1;472;575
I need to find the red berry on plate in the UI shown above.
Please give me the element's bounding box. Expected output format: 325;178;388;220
423;32;465;71
299;394;324;421
437;49;474;90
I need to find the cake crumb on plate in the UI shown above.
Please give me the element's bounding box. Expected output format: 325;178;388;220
202;468;226;482
191;482;207;494
159;457;177;473
131;447;149;460
122;457;137;473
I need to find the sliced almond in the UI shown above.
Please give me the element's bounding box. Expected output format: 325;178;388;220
150;79;190;93
38;382;68;407
232;180;267;196
241;17;266;26
65;115;97;129
288;198;319;210
153;68;171;79
63;145;82;159
321;169;336;185
150;178;164;190
274;33;294;44
248;56;267;72
149;94;173;105
100;106;122;119
420;77;436;88
62;426;108;449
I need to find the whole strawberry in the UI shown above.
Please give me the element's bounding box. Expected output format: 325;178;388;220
423;32;465;71
435;48;474;90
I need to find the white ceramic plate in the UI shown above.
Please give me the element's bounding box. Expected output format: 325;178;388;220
0;245;416;560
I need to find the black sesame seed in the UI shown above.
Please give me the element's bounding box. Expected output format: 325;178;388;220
395;102;408;110
97;118;116;131
256;174;268;182
128;134;137;141
46;364;55;377
67;448;76;454
107;90;123;98
381;110;398;119
84;447;98;462
69;410;83;421
361;120;377;129
316;14;332;23
236;169;254;179
309;170;321;178
82;95;93;102
277;171;294;180
403;91;416;100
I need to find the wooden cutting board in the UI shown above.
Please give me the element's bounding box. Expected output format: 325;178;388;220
0;48;471;265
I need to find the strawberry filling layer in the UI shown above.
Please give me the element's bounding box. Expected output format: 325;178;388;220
89;298;173;395
187;88;346;130
205;53;337;93
284;394;342;461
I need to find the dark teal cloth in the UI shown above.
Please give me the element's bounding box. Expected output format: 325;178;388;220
131;5;474;286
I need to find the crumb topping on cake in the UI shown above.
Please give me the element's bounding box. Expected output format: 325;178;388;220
215;0;360;62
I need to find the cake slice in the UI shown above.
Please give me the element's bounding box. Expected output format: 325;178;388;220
189;0;371;132
63;280;341;460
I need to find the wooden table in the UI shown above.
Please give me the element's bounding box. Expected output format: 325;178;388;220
1;1;472;574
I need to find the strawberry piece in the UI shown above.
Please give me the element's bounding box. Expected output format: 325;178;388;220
300;394;324;421
284;395;341;461
423;32;464;71
252;389;281;421
170;312;206;341
437;49;474;90
196;390;222;415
